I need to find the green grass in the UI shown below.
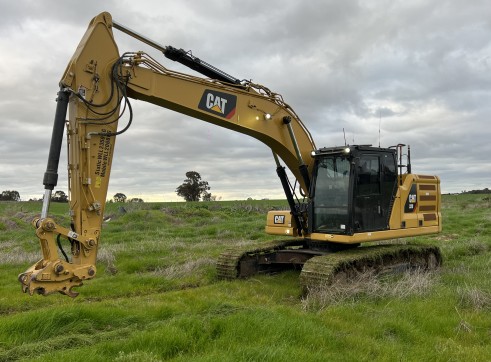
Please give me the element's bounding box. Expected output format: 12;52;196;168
0;195;490;361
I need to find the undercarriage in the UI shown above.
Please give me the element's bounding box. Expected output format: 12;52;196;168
217;240;442;292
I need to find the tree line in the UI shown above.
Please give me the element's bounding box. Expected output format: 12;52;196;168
1;170;215;203
460;188;490;194
0;190;20;201
0;190;69;202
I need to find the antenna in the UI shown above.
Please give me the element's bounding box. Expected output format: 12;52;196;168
343;128;347;146
378;109;381;147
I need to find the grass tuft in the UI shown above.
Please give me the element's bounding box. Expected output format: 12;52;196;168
457;285;491;311
302;269;438;311
97;248;118;275
150;258;216;279
0;241;40;264
115;350;162;362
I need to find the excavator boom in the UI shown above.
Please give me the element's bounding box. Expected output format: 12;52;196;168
19;12;316;296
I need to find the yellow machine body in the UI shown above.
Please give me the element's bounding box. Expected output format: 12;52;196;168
19;12;442;297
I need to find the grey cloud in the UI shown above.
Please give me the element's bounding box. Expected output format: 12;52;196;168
1;1;490;201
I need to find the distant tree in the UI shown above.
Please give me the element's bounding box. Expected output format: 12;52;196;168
205;193;220;201
130;198;144;203
461;188;490;195
113;193;127;203
0;190;21;201
176;171;210;202
202;192;212;201
51;190;68;203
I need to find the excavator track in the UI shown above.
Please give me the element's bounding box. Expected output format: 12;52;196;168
217;241;442;293
300;244;442;292
216;239;309;279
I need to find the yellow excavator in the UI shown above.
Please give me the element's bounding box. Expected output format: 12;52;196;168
19;12;442;297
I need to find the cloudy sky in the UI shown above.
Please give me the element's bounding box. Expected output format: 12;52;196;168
1;0;490;201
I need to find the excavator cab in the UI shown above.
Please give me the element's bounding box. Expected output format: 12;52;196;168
291;141;441;247
310;145;398;236
266;144;408;241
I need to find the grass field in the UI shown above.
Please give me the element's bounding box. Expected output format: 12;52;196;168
0;195;490;361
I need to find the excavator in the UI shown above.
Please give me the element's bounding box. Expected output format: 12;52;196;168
19;12;442;297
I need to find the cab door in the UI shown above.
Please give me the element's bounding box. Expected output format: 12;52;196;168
353;151;397;232
311;155;351;234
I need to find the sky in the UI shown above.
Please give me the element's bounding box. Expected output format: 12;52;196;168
1;0;490;201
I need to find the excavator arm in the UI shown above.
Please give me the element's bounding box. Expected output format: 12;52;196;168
19;12;316;296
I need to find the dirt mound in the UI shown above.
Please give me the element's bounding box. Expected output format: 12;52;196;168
0;217;19;230
0;212;38;231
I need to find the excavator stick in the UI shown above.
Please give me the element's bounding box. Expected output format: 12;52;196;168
19;13;119;297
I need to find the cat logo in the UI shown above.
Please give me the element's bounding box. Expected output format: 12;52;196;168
198;89;237;119
274;215;285;224
404;184;418;213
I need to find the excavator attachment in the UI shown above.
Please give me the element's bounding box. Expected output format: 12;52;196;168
18;218;97;297
18;265;83;298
